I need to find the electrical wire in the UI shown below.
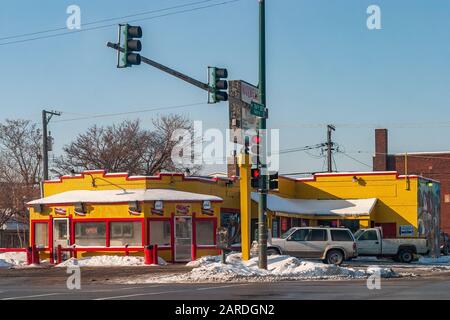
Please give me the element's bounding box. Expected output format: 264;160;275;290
0;0;243;47
0;0;217;42
52;102;210;123
339;152;373;168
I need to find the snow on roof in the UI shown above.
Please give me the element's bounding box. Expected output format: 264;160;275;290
27;189;222;205
251;193;377;217
393;151;450;156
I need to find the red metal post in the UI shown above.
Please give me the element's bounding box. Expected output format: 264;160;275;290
144;245;153;265
26;247;32;265
125;244;129;257
57;245;63;264
152;244;158;265
32;245;40;265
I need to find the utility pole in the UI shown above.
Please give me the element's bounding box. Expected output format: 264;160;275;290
42;110;61;181
257;0;268;270
326;124;335;173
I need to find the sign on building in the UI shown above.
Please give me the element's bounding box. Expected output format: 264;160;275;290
399;225;414;236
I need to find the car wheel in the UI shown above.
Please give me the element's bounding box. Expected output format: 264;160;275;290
267;248;280;256
326;250;344;265
398;249;413;263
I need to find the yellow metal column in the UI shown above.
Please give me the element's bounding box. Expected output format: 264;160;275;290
238;153;252;261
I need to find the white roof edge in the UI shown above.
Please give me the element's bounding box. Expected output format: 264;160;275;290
393;151;450;156
251;193;377;216
28;188;222;205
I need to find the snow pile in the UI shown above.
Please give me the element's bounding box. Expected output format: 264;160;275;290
0;252;27;268
56;255;167;267
417;256;450;265
124;254;396;283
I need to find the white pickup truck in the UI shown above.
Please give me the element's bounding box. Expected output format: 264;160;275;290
354;227;429;263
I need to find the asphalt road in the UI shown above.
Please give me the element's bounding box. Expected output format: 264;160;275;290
1;269;450;300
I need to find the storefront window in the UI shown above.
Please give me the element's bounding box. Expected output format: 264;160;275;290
75;222;106;246
110;221;142;246
34;223;48;247
149;220;171;247
196;220;215;246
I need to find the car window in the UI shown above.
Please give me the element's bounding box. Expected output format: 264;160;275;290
307;229;327;241
281;228;296;239
358;230;378;241
331;230;354;242
290;229;309;241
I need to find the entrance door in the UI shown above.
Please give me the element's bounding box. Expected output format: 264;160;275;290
53;219;69;261
174;216;192;262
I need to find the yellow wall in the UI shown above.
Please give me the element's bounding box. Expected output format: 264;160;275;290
277;172;420;236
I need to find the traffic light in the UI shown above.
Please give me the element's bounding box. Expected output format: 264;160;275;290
249;134;261;165
269;172;279;190
251;168;261;188
208;67;228;103
118;24;142;68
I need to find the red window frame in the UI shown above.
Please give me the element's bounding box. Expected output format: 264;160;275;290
147;218;172;250
31;220;51;249
72;218;145;247
194;217;217;248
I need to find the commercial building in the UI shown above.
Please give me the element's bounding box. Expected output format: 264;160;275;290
27;169;440;262
373;128;450;234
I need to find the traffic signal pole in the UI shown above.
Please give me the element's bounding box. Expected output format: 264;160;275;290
107;42;213;94
257;0;268;270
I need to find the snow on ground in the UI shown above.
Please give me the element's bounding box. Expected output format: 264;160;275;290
121;254;397;284
0;252;28;268
417;255;450;265
56;255;167;267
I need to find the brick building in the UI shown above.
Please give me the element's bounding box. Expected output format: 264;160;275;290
373;128;450;234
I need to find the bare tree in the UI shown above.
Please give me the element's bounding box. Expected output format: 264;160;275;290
53;115;201;177
0;119;41;230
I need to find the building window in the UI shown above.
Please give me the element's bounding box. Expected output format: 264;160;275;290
149;220;171;247
34;223;48;247
110;221;142;246
445;194;450;203
75;222;107;246
196;220;215;246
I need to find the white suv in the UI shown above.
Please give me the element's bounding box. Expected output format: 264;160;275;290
265;227;357;265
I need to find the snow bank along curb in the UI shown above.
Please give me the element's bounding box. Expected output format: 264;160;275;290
120;254;398;284
55;255;167;267
0;252;28;268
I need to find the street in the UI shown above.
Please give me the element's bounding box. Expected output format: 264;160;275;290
0;266;449;300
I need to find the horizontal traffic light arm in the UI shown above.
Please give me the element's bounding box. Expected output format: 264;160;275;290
108;41;214;93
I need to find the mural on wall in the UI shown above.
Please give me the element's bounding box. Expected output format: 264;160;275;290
418;178;440;256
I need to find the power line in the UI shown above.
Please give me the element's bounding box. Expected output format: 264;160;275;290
0;0;217;42
52;102;209;123
339;152;373;168
0;0;243;47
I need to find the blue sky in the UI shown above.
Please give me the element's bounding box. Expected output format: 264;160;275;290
1;0;450;176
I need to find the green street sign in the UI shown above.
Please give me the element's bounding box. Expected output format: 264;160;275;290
250;102;267;118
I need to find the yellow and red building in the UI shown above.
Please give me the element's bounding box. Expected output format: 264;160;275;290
27;170;441;262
